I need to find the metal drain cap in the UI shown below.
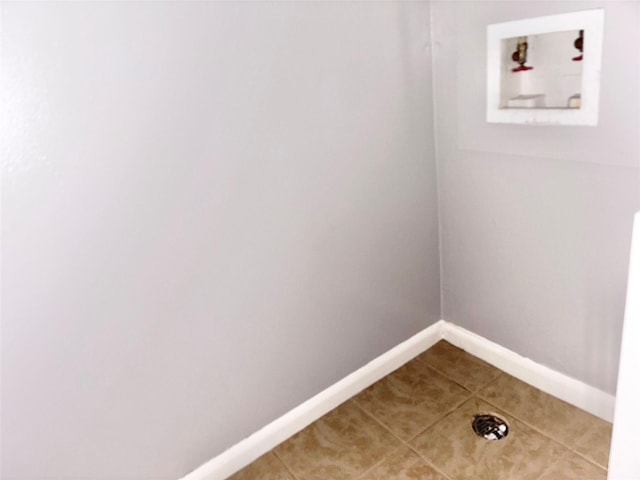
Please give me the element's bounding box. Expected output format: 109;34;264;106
472;414;509;440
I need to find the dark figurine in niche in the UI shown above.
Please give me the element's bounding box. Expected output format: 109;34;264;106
512;36;533;72
573;30;584;61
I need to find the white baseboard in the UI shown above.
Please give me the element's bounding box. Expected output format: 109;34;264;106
180;319;615;480
180;320;445;480
442;322;615;422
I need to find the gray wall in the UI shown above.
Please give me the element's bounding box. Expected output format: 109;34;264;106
0;2;440;478
3;1;639;479
432;0;640;394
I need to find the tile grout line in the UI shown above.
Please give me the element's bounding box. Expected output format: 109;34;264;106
471;367;612;471
348;350;494;479
403;392;475;443
351;373;475;447
348;342;503;478
344;401;418;480
402;356;485;401
276;342;448;479
258;366;475;480
413;358;472;392
416;394;569;480
271;449;301;480
532;445;607;480
477;394;576;448
351;400;409;445
406;443;455;480
352;444;406;480
531;440;579;480
413;352;505;395
407;397;484;480
475;394;610;474
353;396;472;479
409;394;584;480
566;446;609;471
476;391;609;470
352;399;457;480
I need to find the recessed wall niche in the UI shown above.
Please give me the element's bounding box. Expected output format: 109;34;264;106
487;9;604;126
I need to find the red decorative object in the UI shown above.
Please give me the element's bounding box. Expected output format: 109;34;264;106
573;30;584;61
512;64;534;72
512;37;533;72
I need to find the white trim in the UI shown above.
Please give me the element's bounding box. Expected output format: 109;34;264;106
608;212;640;479
442;322;615;422
180;319;615;480
180;320;445;480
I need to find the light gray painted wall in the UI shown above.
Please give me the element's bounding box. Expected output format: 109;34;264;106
432;0;640;395
0;2;440;478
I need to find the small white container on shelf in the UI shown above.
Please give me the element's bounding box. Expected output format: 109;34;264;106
567;94;581;108
506;94;546;108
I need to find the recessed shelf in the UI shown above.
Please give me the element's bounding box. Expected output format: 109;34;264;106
487;9;604;126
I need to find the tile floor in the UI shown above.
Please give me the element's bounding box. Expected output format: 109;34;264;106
229;341;612;480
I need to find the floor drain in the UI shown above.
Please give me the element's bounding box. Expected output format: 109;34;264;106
472;414;509;440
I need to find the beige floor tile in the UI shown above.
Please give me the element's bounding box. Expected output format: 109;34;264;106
573;418;612;469
417;341;502;391
353;359;471;441
411;397;568;480
227;452;294;480
229;351;610;480
537;451;607;480
478;373;600;449
274;400;400;480
358;446;449;480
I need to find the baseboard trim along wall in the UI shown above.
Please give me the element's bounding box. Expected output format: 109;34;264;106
441;323;616;423
180;319;616;480
180;320;445;480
